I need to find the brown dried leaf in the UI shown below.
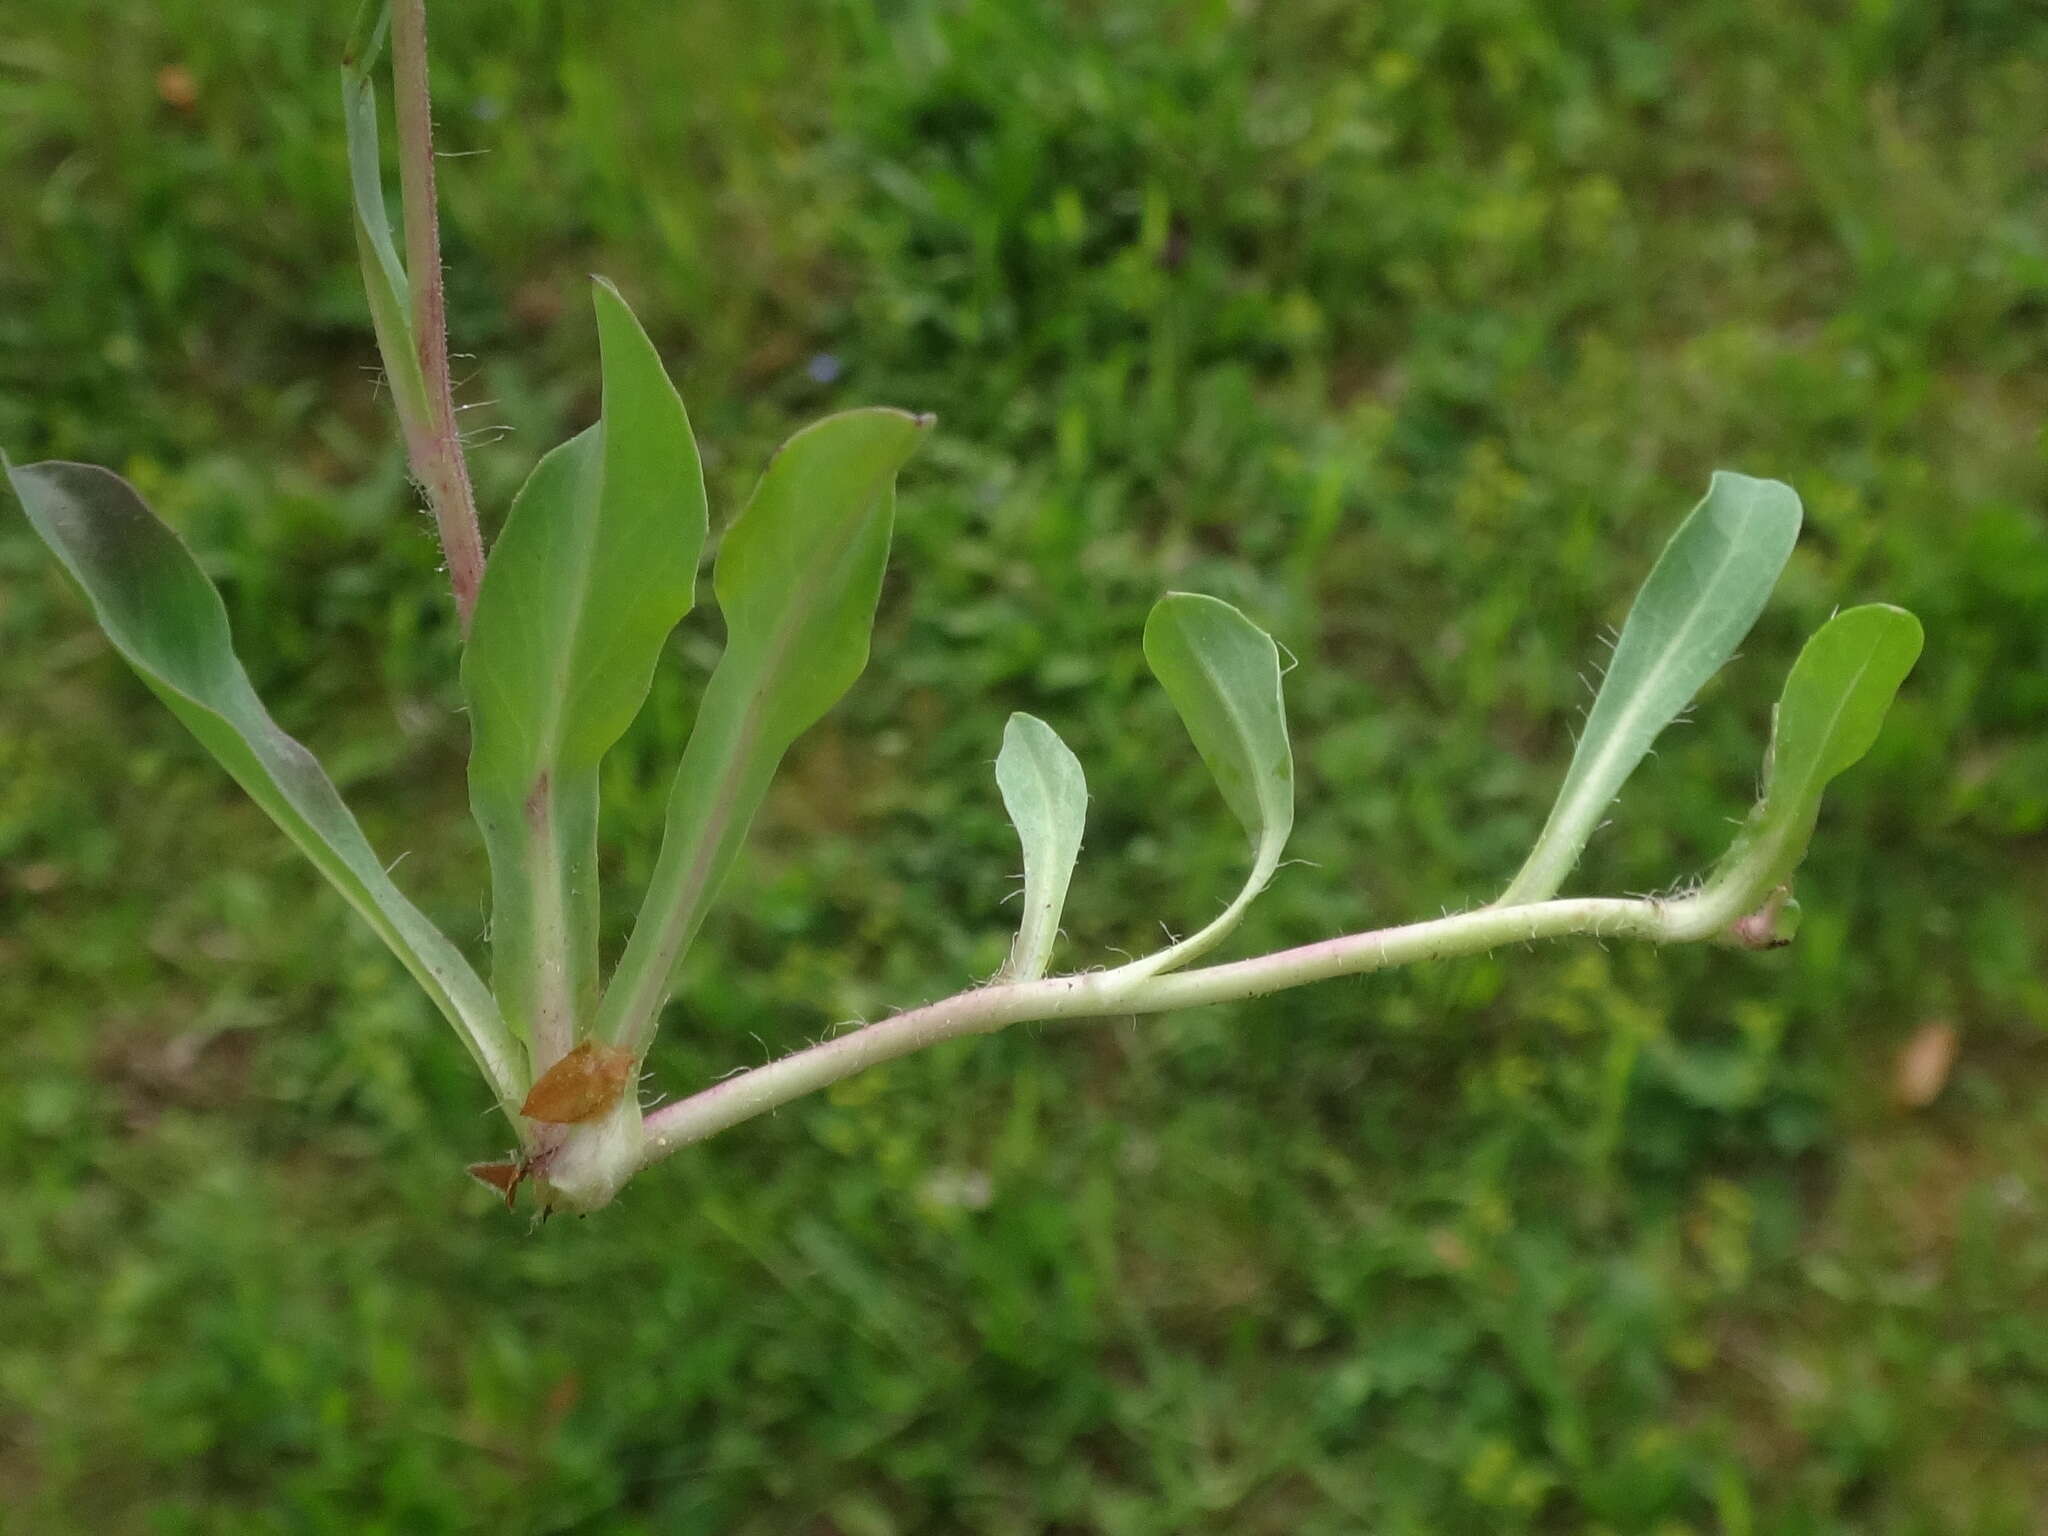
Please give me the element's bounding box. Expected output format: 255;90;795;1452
467;1160;525;1209
1893;1020;1959;1109
520;1041;636;1124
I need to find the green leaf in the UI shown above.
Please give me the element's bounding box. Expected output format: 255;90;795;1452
1498;471;1802;905
597;408;933;1051
995;713;1088;982
5;459;523;1108
1714;604;1923;896
462;279;706;1061
339;43;428;437
1134;592;1294;975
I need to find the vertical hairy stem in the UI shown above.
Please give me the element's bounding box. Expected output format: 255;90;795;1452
389;0;484;630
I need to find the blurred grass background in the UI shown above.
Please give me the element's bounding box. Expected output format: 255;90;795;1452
3;0;2047;1529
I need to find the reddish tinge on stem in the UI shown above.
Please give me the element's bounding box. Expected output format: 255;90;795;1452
389;0;485;630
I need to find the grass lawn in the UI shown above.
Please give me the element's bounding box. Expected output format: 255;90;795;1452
3;1;2047;1529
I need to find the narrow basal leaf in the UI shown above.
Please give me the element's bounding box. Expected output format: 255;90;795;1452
1498;471;1802;906
5;460;523;1107
1713;604;1922;895
1134;592;1294;975
995;713;1087;982
463;280;705;1064
597;408;933;1051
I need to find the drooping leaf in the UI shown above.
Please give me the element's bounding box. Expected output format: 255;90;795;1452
1132;592;1294;975
1498;471;1803;905
1713;603;1923;895
597;408;933;1051
463;280;705;1062
994;713;1088;982
519;1040;637;1124
5;459;524;1107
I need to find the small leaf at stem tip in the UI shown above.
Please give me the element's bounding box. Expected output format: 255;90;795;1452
995;713;1088;982
1723;603;1923;891
520;1041;638;1124
1499;471;1802;905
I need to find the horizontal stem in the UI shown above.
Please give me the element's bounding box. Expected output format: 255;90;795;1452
632;889;1723;1171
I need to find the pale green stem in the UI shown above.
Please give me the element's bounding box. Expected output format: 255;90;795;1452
538;831;1787;1209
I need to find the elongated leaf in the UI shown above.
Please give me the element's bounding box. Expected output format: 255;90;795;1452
339;47;428;435
1133;592;1294;975
995;713;1088;981
1713;604;1922;896
1498;471;1802;905
597;408;933;1050
5;460;523;1107
463;280;705;1062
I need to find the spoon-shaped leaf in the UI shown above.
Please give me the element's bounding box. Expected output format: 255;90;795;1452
1708;604;1923;902
463;279;706;1065
1498;471;1802;905
597;408;933;1052
1132;592;1294;976
5;459;524;1109
995;713;1088;982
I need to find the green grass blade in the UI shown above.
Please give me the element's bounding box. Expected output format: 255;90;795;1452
1132;592;1294;975
1711;604;1923;898
995;713;1088;982
461;281;706;1063
1498;471;1802;905
5;459;523;1109
597;408;932;1053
